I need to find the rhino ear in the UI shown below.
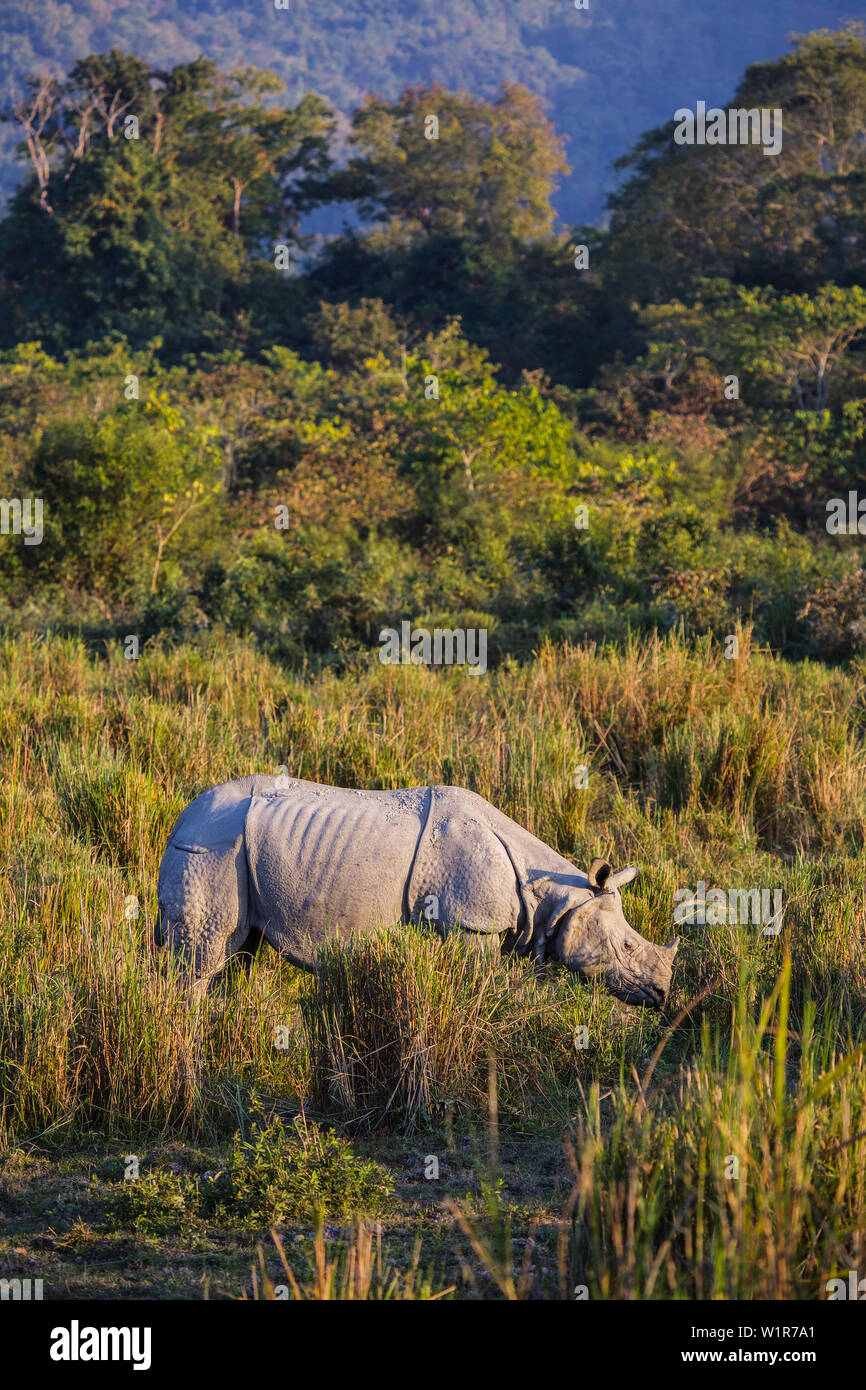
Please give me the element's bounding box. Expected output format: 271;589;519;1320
608;865;638;890
587;858;612;890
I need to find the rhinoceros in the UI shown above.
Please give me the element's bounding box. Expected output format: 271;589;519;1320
156;775;678;1006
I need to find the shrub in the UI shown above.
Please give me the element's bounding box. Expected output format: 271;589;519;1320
110;1169;200;1237
798;568;866;659
201;1116;393;1225
108;1118;393;1234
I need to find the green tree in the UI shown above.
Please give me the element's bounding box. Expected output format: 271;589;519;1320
395;323;574;523
630;280;866;413
336;82;568;254
0;51;334;355
17;394;223;608
603;28;866;312
711;283;866;411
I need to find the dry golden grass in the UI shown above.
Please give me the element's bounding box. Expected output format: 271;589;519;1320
1;627;865;1297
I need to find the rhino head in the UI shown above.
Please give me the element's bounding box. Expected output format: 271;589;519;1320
539;858;679;1007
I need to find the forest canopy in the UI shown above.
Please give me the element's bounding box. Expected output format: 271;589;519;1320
0;28;864;667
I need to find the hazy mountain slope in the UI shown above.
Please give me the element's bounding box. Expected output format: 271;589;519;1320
0;0;859;224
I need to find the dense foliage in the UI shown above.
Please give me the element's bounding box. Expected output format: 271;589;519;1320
0;30;863;664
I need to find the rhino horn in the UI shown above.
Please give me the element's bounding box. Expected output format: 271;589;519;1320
608;865;638;890
664;935;681;953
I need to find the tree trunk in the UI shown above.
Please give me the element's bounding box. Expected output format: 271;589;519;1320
462;452;477;499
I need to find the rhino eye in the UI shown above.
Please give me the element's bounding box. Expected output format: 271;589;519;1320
623;940;635;953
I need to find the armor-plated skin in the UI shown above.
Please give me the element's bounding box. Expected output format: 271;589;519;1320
157;776;678;1005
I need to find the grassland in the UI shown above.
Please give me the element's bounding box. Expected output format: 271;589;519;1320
1;627;865;1299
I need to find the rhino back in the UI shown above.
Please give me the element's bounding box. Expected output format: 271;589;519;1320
244;785;427;962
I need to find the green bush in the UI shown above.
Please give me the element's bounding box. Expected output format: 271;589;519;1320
798;568;866;659
108;1118;393;1233
110;1170;200;1237
201;1116;393;1225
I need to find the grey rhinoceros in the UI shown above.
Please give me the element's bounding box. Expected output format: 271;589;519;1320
156;775;678;1006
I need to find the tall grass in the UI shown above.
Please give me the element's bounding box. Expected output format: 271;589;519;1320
0;628;864;1296
559;959;866;1299
302;926;650;1131
248;1224;453;1301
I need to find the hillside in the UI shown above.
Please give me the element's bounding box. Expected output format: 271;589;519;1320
0;0;856;224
